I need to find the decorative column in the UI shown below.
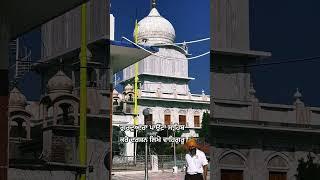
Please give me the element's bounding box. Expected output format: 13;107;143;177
249;83;260;121
0;16;10;180
53;104;58;126
25;119;31;140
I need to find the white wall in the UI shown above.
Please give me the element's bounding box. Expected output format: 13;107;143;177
110;14;115;41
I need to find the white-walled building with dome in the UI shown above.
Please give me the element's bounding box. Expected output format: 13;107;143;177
112;4;210;156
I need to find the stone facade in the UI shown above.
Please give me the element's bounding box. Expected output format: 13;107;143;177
210;0;320;180
8;0;112;179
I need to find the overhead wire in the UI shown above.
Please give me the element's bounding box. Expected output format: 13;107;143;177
244;56;320;68
121;36;210;60
11;43;320;71
175;37;210;45
211;55;320;70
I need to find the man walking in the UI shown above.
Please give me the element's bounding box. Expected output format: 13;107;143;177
185;138;208;180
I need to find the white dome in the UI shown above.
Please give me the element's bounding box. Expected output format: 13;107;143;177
113;89;119;97
47;71;73;93
134;8;175;46
124;84;133;92
9;87;27;109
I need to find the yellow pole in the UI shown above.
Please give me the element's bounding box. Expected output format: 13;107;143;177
134;63;139;125
133;20;139;125
80;3;87;180
133;20;139;166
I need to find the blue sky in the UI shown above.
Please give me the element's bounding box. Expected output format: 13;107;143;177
249;0;320;106
111;0;210;94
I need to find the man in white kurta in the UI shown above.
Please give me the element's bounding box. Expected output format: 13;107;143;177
185;139;208;180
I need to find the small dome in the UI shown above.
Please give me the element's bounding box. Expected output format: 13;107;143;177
124;84;133;92
47;71;73;93
9;87;27;108
113;89;119;97
134;8;175;45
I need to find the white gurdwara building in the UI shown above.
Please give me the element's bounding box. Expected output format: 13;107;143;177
112;6;210;156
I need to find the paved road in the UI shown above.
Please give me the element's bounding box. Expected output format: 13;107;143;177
112;170;210;180
112;171;184;180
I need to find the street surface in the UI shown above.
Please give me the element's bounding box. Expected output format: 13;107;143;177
112;170;210;180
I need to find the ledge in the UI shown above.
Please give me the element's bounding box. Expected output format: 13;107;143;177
212;48;271;58
10;160;87;173
210;118;320;133
138;96;210;104
42;125;80;131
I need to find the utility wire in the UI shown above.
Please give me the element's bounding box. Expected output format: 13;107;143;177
175;37;210;45
211;55;320;70
12;51;320;70
122;36;210;60
245;56;320;68
12;55;320;73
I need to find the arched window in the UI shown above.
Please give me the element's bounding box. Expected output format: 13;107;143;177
113;99;119;106
10;118;27;138
128;93;133;102
58;103;75;125
267;155;288;180
220;152;245;167
220;152;245;180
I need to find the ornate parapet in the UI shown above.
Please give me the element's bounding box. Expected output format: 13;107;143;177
211;88;320;130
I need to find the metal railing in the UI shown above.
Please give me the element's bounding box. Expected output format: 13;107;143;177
112;154;186;171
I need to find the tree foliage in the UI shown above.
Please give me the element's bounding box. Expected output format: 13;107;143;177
112;126;126;156
295;153;320;180
198;111;210;143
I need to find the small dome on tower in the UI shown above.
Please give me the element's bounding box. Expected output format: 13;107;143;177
124;84;133;92
47;71;73;93
134;8;175;45
113;89;119;97
9;87;27;109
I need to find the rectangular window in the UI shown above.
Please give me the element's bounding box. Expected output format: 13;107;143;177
194;116;200;127
164;115;171;125
179;115;186;125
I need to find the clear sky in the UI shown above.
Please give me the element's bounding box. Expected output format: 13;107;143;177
249;0;320;106
111;0;210;94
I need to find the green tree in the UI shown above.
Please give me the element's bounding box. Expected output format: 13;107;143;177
198;111;210;143
112;126;126;156
295;153;320;180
